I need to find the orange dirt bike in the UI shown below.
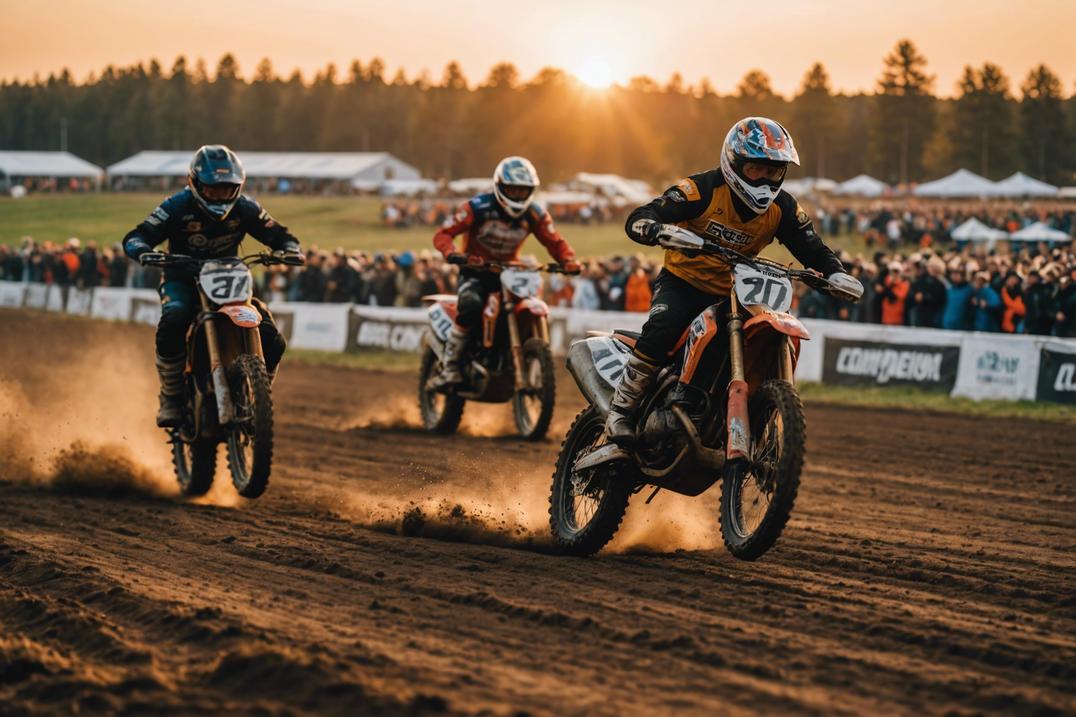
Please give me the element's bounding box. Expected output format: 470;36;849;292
141;251;305;499
418;258;579;440
549;227;862;559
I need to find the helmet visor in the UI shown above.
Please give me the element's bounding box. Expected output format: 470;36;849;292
500;184;534;202
200;182;242;202
741;161;787;183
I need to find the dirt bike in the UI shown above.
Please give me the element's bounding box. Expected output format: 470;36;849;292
549;227;862;559
141;250;305;499
418;258;578;441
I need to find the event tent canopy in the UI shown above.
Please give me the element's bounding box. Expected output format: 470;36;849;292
0;151;103;178
835;174;888;197
447;178;493;194
913;169;1001;198
783;177;839;195
107;151;421;183
949;217;1009;242
1008;221;1072;242
992;172;1058;198
572;173;653;205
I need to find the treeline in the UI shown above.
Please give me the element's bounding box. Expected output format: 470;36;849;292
1;40;1074;186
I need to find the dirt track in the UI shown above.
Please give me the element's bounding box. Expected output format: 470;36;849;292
1;309;1074;716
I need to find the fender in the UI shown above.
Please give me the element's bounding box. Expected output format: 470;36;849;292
743;310;810;340
219;302;262;328
514;297;549;317
426;299;457;343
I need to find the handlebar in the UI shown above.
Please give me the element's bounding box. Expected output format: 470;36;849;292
140;250;306;268
446;255;580;275
656;225;860;302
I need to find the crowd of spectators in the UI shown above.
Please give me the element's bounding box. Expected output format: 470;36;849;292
813;200;1076;249
798;245;1076;337
0;237;155;289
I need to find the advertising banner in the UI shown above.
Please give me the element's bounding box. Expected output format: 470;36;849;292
347;306;428;353
0;281;26;308
89;287;133;322
1035;344;1076;404
952;335;1039;401
822;337;960;390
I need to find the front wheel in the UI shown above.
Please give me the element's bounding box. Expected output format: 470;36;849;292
226;354;274;499
418;347;465;434
549;407;631;556
512;337;555;441
720;379;805;561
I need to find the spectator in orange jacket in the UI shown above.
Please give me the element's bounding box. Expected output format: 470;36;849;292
1000;272;1026;333
624;255;653;313
880;261;910;325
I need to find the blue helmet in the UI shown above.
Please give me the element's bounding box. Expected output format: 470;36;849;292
189;145;245;220
719;117;799;214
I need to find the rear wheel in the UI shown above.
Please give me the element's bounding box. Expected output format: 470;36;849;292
720;379;805;560
418;347;465;434
512;337;555;441
549;407;631;556
226;354;274;499
172;436;217;497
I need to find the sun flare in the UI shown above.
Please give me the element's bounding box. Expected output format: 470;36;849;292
577;58;613;89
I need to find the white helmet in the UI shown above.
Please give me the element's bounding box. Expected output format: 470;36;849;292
719;117;800;214
493;156;539;218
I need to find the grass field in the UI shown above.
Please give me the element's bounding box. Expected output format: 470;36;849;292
0;193;867;261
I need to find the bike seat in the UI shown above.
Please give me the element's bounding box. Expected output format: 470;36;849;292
612;328;688;359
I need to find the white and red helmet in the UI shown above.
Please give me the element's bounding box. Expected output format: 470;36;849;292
493;156;540;218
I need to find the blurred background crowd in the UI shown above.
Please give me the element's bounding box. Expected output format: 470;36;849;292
3;233;1075;338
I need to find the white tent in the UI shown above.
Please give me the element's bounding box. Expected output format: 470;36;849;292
571;172;653;205
835;174;888;197
1008;221;1072;242
107;151;421;183
377;179;439;196
447;178;493;194
913;169;1001;198
993;172;1058;198
0;150;103;178
784;177;839;195
950;217;1009;242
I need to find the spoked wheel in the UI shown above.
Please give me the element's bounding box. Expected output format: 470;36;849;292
720;379;805;561
548;407;632;556
226;354;274;499
418;347;465;435
172;433;217;497
512;337;555;441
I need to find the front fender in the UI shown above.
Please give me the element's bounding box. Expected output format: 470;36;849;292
220;302;262;328
743;310;810;340
514;297;549;317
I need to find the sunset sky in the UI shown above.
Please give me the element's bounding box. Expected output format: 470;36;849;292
2;0;1074;96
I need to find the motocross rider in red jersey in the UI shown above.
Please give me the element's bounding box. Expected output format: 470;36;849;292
429;156;580;389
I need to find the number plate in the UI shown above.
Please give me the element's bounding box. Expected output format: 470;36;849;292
199;260;253;304
500;269;542;299
733;263;792;313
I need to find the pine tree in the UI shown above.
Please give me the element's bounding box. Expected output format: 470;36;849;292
1020;64;1070;184
870;39;935;185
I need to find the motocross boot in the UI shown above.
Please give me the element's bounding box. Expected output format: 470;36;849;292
427;326;469;391
155;353;186;428
604;353;660;445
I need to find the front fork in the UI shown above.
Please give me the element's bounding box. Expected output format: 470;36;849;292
199;295;264;426
505;301;549;391
725;293;750;461
725;295;796;462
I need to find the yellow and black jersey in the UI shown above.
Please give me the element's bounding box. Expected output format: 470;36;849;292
625;169;843;295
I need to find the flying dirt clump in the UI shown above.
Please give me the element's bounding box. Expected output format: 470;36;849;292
49;440;172;498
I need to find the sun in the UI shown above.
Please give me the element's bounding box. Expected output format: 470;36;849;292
577;58;613;90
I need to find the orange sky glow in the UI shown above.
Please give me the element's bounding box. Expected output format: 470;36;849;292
2;0;1074;97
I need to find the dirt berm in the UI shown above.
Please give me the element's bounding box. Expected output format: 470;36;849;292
0;310;1073;716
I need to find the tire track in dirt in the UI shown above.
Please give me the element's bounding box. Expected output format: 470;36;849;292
1;309;1074;716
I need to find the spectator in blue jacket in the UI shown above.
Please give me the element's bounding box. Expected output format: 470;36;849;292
941;268;973;331
970;271;1003;332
